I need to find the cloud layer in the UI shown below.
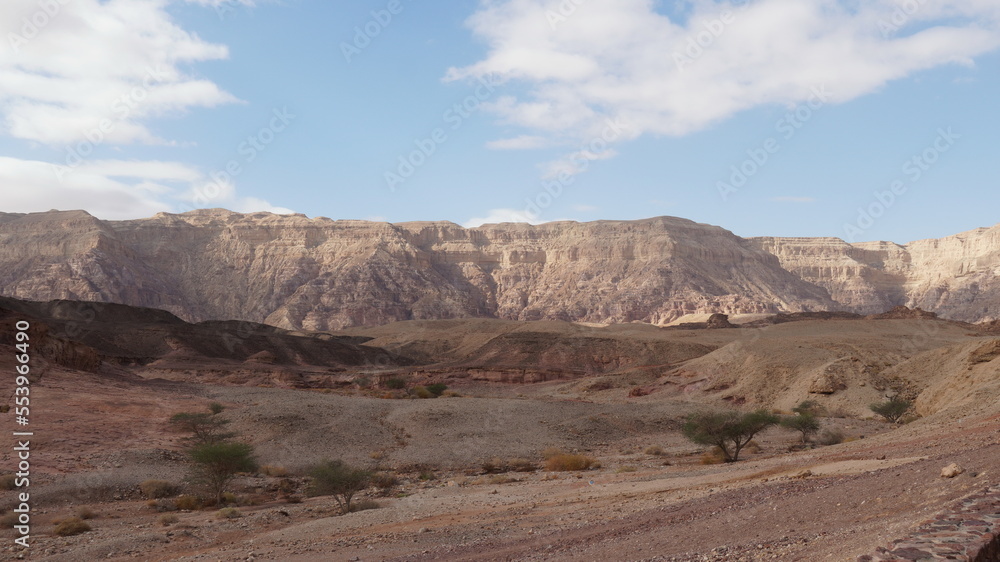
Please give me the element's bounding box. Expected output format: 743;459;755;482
449;0;1000;176
0;0;286;219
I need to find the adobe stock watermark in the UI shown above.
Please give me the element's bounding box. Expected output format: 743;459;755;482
842;127;959;242
878;0;928;38
522;117;630;220
672;9;737;71
340;0;408;63
185;107;295;209
7;0;73;53
384;73;502;192
717;85;832;202
51;65;170;182
546;0;587;30
214;0;253;21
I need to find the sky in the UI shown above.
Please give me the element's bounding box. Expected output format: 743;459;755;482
1;0;999;244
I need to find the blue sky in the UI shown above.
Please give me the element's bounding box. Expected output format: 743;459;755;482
1;0;999;243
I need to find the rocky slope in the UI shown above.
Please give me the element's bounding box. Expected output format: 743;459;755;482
1;209;999;328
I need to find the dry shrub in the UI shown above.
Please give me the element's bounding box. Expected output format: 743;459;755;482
261;465;289;477
644;446;665;456
442;390;461;398
284;495;303;504
508;458;538;472
149;499;176;512
76;507;96;520
544;454;597;472
159;514;179;526
349;499;380;512
139;479;178;499
370;472;398;490
816;429;845;446
0;512;19;530
743;440;762;454
411;386;433;399
215;507;241;519
700;447;727;465
53;517;91;536
488;475;519;485
541;447;564;460
482;457;538;474
616;466;638;473
0;475;17;491
174;495;202;511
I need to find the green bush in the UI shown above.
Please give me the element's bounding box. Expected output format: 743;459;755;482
870;397;912;423
780;414;821;444
385;378;407;390
791;400;825;417
189;441;257;504
307;460;372;514
682;410;780;462
426;383;448;397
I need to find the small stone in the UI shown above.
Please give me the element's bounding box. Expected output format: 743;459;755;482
941;463;964;478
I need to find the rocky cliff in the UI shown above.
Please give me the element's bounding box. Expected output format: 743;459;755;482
0;209;997;328
750;225;1000;323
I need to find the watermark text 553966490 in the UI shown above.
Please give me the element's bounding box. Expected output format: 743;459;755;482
12;320;33;548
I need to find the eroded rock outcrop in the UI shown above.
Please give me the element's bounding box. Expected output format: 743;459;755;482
0;210;836;329
2;209;1000;329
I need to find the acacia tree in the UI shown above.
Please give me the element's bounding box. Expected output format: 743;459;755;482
307;460;372;514
870;396;912;423
781;413;821;444
190;441;258;504
171;405;255;503
682;410;780;462
169;412;234;445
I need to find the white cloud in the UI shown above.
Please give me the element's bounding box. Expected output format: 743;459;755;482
449;0;1000;175
463;208;575;227
0;1;290;219
485;135;552;150
0;156;291;220
0;0;241;147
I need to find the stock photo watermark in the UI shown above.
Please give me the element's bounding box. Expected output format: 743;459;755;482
51;65;170;182
384;73;502;192
522;117;630;220
673;10;737;71
842;127;959;242
7;0;73;53
878;0;929;38
718;85;832;202
186;107;296;209
546;0;587;30
340;0;408;63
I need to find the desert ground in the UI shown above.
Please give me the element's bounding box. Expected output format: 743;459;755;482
1;299;999;561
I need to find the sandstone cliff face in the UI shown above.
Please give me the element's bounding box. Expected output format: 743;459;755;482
0;210;836;329
1;209;997;329
751;224;1000;323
